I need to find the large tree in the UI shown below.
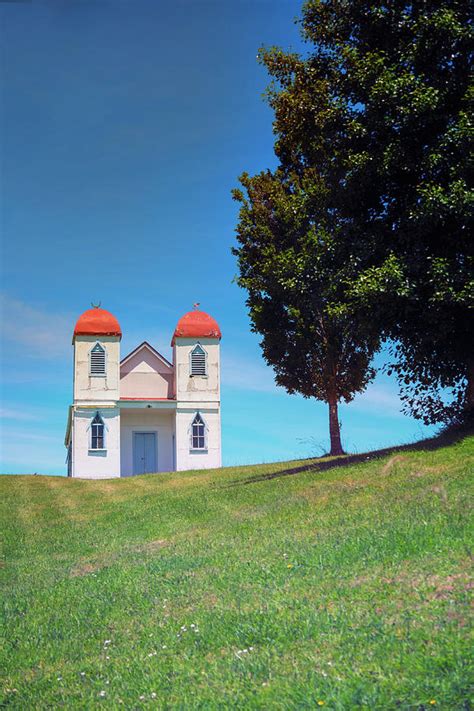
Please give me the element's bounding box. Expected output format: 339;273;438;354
255;0;473;423
233;170;379;456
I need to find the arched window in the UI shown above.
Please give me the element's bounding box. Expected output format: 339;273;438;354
190;412;206;450
91;412;105;449
190;343;207;376
90;343;106;376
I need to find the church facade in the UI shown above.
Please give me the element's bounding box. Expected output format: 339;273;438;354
65;306;222;478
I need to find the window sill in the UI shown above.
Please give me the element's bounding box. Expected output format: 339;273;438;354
89;448;107;452
90;374;107;378
190;448;208;453
189;375;208;379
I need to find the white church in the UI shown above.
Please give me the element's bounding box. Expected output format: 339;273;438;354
65;305;222;478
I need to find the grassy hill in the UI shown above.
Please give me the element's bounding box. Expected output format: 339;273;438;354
1;433;473;709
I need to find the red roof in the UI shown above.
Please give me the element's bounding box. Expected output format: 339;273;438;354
73;307;122;340
171;309;221;345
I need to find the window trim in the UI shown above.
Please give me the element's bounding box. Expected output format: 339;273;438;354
189;342;208;377
189;411;208;452
88;411;107;451
89;342;107;377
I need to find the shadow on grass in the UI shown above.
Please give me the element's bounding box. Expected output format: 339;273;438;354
226;422;472;488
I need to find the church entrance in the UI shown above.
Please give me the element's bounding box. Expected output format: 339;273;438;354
133;432;157;475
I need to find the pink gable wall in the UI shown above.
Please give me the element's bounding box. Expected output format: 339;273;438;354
120;347;174;399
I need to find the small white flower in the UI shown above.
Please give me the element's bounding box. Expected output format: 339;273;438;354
162;645;167;649
104;640;111;646
106;656;110;660
151;692;157;699
80;672;85;677
105;680;110;685
99;690;106;697
139;695;145;700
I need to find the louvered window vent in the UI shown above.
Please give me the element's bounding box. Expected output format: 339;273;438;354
90;344;106;375
190;344;206;376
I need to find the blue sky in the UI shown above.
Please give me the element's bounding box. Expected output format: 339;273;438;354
0;0;435;475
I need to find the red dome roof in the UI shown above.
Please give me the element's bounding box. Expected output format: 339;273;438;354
73;307;122;340
171;309;221;345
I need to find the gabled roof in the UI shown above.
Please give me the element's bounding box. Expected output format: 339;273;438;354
120;341;173;370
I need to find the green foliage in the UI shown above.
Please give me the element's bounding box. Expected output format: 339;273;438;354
233;13;388;453
255;0;473;424
233;170;378;407
1;435;473;708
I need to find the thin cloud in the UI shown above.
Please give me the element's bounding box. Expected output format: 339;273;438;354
221;352;281;394
0;294;72;359
350;383;403;415
0;407;42;422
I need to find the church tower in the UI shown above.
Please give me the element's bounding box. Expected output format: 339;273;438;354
171;308;222;470
67;306;122;478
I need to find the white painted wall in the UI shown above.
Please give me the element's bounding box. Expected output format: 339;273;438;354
74;335;120;403
120;409;175;476
172;336;221;471
173;338;220;403
72;407;120;479
175;407;221;471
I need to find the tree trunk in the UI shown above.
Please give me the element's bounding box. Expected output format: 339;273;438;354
328;398;344;456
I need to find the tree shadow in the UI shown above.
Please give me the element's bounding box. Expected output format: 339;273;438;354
225;423;471;488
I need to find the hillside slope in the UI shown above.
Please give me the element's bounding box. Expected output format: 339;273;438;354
1;435;473;709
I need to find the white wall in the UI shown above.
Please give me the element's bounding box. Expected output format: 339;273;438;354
175;407;221;471
173;338;220;403
74;335;120;403
120;409;174;476
72;407;120;479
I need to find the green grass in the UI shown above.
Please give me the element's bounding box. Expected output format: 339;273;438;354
1;434;473;710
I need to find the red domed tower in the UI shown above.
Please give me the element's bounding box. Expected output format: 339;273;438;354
171;308;221;345
67;305;122;478
73;306;122;340
172;305;222;470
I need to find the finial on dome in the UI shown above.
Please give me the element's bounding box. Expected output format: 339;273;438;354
193;302;200;310
91;301;102;309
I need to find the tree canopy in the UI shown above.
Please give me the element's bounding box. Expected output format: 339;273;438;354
233;166;379;455
234;0;473;438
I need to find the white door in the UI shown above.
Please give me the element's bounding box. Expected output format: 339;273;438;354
133;432;157;475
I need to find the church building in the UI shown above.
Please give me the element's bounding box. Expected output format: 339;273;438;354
65;305;222;478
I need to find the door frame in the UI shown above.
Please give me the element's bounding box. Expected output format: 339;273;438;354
132;430;158;475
